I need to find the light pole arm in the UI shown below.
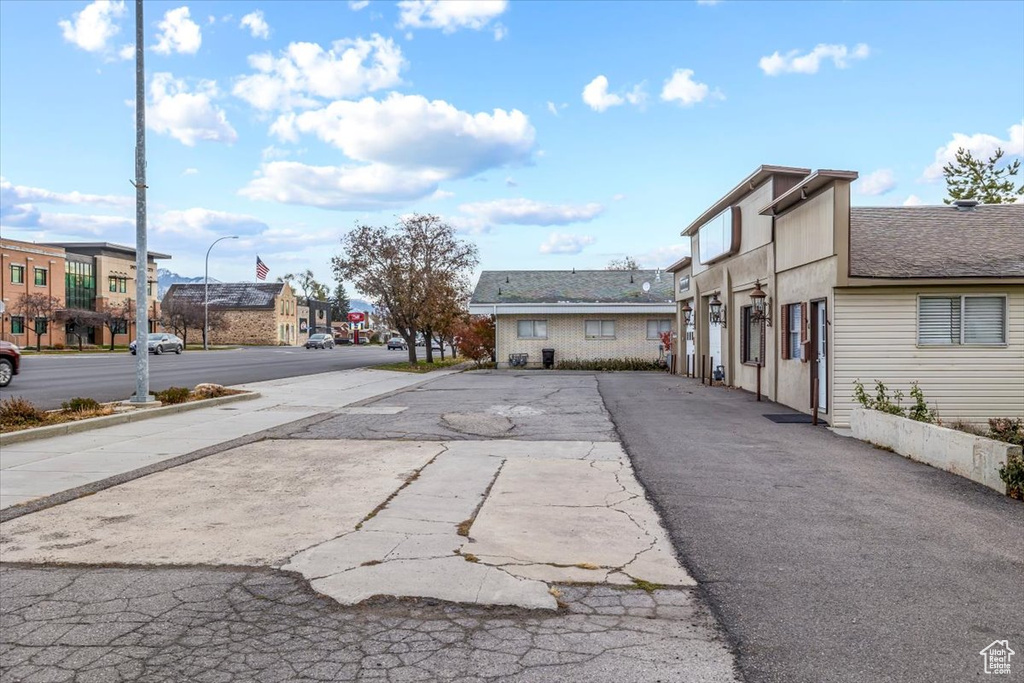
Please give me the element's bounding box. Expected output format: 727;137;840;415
204;235;238;350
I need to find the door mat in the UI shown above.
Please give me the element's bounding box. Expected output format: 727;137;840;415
763;413;815;424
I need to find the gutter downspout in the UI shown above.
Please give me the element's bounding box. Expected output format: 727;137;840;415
493;303;498;367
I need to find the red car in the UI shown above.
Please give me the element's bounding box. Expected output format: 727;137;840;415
0;340;21;388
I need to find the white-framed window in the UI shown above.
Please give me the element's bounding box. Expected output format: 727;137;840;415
585;319;616;339
647;319;672;339
918;295;1006;346
517;319;547;339
788;303;802;360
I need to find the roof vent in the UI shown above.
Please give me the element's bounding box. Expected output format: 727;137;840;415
953;199;980;211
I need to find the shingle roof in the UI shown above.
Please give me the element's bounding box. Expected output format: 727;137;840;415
849;204;1024;278
163;282;285;308
471;270;674;304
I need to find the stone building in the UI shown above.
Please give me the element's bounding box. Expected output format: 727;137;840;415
162;282;300;346
469;270;675;368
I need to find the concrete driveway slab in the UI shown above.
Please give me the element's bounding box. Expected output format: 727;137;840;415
0;440;442;566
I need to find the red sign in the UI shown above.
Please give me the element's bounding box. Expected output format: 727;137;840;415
347;312;365;323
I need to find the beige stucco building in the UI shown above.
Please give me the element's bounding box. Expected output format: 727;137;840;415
162;282;301;346
672;165;1024;426
470;270;676;368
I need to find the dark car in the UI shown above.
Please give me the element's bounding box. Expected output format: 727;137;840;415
0;340;21;388
387;336;407;350
305;333;335;349
130;333;183;355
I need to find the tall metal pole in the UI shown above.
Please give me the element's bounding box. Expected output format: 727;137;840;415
130;0;152;404
204;235;238;351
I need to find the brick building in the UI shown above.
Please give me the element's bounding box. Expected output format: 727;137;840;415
162;282;301;346
469;270;676;368
0;238;67;347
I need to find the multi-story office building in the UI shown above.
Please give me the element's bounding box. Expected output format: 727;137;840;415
0;238;68;347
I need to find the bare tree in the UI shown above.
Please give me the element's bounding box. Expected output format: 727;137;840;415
96;299;135;351
160;298;227;347
54;308;102;351
607;256;640;271
279;269;328;305
12;293;62;351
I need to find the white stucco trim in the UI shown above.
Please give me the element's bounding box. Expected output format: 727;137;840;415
469;303;676;315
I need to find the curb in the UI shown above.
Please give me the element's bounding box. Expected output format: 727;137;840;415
0;391;261;446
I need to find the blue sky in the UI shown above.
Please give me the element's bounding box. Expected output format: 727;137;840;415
1;0;1022;292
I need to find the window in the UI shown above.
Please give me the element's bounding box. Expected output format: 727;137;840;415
109;276;127;293
517;320;547;339
11;316;25;334
585;320;616;339
919;296;1006;346
10;264;25;284
34;268;47;286
647;319;672;339
787;303;803;360
35;318;48;334
147;281;153;296
110;320;127;334
740;306;762;364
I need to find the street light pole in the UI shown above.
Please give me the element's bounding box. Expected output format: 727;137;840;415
129;0;152;405
204;235;238;350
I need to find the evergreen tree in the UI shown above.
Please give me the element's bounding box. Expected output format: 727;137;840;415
332;282;351;321
943;147;1023;204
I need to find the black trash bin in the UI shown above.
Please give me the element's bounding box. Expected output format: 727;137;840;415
542;348;555;369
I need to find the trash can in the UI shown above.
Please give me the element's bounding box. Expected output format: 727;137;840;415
542;348;555;369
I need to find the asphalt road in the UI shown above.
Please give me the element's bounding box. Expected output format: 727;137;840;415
598;372;1024;683
0;345;411;409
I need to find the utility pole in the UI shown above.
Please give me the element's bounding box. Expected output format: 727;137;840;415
130;0;153;404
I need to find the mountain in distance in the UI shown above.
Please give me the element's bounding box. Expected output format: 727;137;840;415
157;268;217;299
349;298;375;313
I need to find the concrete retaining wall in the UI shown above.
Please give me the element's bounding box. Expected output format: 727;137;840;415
850;407;1016;494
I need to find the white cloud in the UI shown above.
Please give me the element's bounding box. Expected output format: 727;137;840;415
240;161;445;210
147;73;238;146
240;10;270;39
539;232;595;255
348;0;370;9
921;122;1024;181
903;195;924;206
638;244;690;268
58;0;125;53
582;75;622;112
37;213;134;236
546;101;567;116
182;168;199;176
0;176;131;209
271;93;534;179
155;207;267;239
118;43;134;60
759;43;869;76
696;0;720;5
398;0;508;33
660;69;720;106
856;169;897;196
493;23;507;41
233;35;406;111
612;193;626;201
154;6;202;55
458;198;604;226
505;177;518;187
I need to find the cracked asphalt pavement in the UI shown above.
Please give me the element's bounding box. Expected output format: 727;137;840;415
1;371;740;682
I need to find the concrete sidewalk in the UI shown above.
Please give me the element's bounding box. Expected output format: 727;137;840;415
0;367;459;510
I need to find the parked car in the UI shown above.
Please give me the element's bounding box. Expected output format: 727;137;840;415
416;337;444;352
387;336;408;350
305;333;335;350
334;335;352;345
0;340;21;388
130;333;183;355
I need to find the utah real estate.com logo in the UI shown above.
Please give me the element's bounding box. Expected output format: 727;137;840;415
980;640;1014;675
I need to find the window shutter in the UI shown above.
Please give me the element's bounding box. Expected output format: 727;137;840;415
780;304;790;360
740;308;748;363
800;302;810;363
964;297;1005;344
918;297;959;345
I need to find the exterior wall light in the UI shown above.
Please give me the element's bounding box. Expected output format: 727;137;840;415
750;279;772;326
709;293;726;327
681;301;693;327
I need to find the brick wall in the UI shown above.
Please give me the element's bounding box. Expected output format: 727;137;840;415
496;313;674;368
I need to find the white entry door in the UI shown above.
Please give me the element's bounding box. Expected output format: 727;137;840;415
685;322;695;360
815;301;827;411
708;322;722;373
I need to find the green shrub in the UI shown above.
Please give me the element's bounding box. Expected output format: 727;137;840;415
0;397;47;427
988;418;1024;447
61;397;101;413
554;357;663;371
52;343;65;350
154;387;191;404
907;383;936;423
999;451;1024;500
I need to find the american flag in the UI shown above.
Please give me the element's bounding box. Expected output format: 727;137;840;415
256;256;269;281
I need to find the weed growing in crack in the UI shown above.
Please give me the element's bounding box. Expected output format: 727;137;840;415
361;560;382;567
575;562;600;570
462;553;479;563
631;579;662;593
456;519;473;537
